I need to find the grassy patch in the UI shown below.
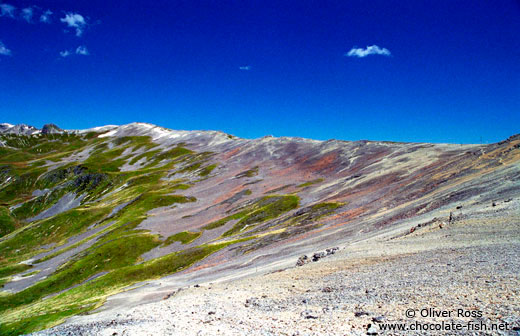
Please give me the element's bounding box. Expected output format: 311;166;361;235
0;305;90;336
199;164;217;177
153;146;193;162
0;233;160;312
128;149;161;166
0;132;250;335
202;195;299;236
0;206;16;237
286;202;343;227
83;146;127;172
11;188;68;221
0;168;47;204
20;270;40;277
0;239;250;335
0;207;111;263
201;210;249;230
163;231;201;246
236;166;259;178
0;264;32;278
297;178;324;188
222;195;299;237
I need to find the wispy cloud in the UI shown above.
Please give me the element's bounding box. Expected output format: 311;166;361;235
60;12;86;36
0;3;15;18
239;65;251;71
0;41;11;56
40;9;52;23
345;45;391;58
21;7;34;23
75;45;89;55
60;46;89;57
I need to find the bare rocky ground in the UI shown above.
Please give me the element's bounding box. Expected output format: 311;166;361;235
33;200;520;336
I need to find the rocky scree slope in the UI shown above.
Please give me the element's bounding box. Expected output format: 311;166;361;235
0;122;518;335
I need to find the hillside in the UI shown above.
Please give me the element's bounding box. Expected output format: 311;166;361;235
0;123;519;335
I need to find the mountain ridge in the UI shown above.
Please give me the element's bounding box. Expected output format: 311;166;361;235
2;121;502;145
0;122;518;335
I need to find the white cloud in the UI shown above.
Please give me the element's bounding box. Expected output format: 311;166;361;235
75;45;89;55
40;9;52;23
345;45;391;58
239;65;251;71
60;46;89;57
0;3;15;18
60;12;86;36
21;7;34;23
0;41;11;56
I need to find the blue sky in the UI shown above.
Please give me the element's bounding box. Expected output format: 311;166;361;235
0;0;519;143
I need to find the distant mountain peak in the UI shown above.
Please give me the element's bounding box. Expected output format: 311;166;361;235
42;124;64;134
0;123;64;136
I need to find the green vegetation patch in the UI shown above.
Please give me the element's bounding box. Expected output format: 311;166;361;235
0;264;32;278
0;207;111;263
20;270;40;277
0;133;240;335
0;305;90;336
11;188;68;221
297;178;324;188
0;239;250;335
163;231;201;246
0;168;47;204
83;146;128;172
222;195;299;237
201;210;249;231
287;202;343;227
0;206;16;237
153;146;193;162
128;149;161;166
199;164;217;177
236;166;259;178
202;195;299;237
0;233;160;312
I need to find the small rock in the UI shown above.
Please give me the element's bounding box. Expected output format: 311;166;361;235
300;310;318;319
245;297;259;308
312;252;326;262
296;255;309;266
208;311;215;315
322;287;333;293
355;311;369;317
372;316;384;323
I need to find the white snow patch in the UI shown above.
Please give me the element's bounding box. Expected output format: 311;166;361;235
75;125;119;134
20;258;35;265
98;129;117;138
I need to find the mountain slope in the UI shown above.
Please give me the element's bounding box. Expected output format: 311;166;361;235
0;123;519;335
